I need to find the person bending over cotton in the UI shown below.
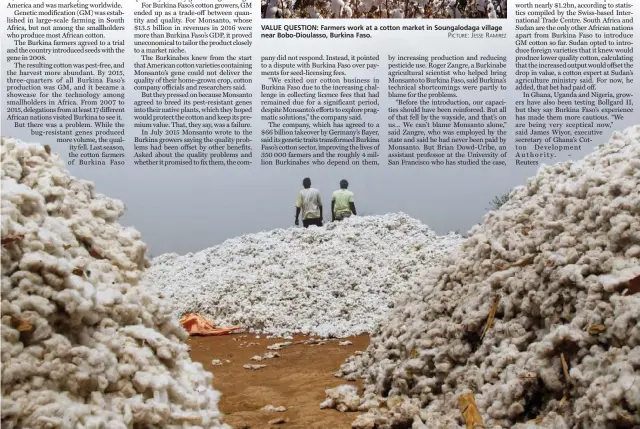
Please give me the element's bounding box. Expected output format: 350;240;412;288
295;177;323;228
332;179;356;222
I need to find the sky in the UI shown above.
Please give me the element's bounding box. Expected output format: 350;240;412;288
13;142;627;257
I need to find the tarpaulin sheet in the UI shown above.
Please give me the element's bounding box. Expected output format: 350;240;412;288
180;313;241;336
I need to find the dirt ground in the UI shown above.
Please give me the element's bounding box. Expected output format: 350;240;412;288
189;333;370;429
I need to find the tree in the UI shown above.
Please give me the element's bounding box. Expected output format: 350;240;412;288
487;192;510;211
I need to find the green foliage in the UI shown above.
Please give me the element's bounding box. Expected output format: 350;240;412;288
487;192;510;211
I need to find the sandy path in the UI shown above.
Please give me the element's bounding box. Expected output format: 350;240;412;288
189;334;370;429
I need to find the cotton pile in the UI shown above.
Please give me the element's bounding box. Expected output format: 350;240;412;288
329;125;640;429
0;137;229;429
148;214;462;338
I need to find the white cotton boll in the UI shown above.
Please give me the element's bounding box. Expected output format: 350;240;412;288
446;0;461;18
320;385;361;412
0;137;229;429
342;4;353;17
331;0;344;17
332;125;640;428
265;5;279;17
620;374;640;409
306;5;321;17
14;294;56;316
598;266;640;293
243;364;266;370
412;414;428;429
261;405;287;412
486;2;497;18
360;0;375;11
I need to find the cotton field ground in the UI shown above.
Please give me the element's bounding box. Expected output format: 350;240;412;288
189;334;370;429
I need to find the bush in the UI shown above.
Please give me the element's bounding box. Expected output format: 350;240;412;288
487;192;510;211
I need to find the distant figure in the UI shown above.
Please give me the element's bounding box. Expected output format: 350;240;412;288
332;179;356;222
295;177;323;228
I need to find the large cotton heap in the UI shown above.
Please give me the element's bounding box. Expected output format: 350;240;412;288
331;126;640;429
0;137;229;429
149;214;462;338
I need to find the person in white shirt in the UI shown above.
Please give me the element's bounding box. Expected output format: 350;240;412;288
332;179;356;221
295;177;323;228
